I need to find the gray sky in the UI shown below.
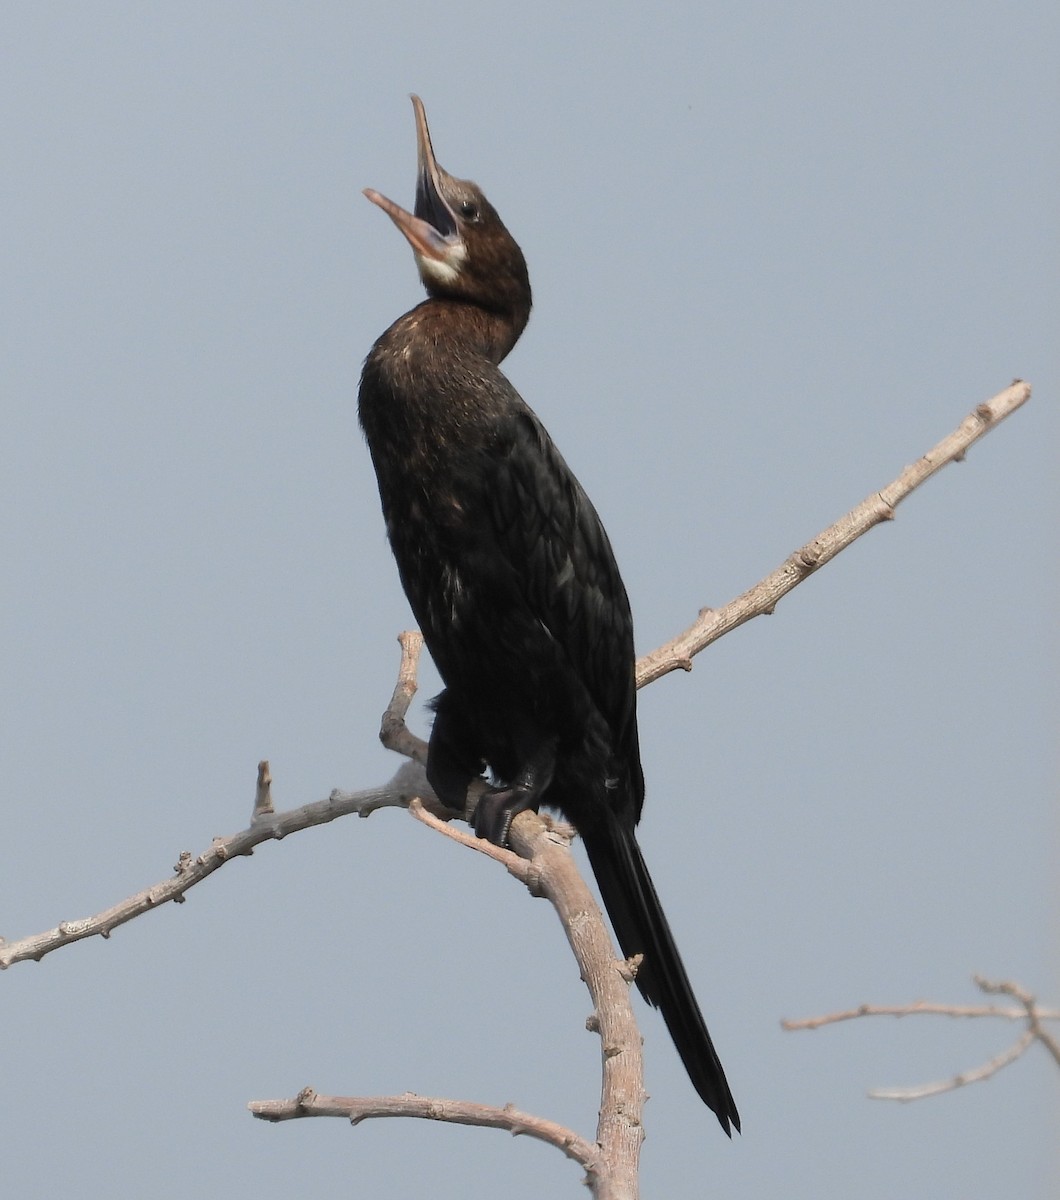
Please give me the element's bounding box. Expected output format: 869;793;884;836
2;4;1056;1197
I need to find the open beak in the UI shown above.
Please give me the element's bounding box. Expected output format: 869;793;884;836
364;95;462;265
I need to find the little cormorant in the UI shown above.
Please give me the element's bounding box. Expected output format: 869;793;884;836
359;96;739;1135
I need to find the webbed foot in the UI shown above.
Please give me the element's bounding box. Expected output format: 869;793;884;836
471;786;538;847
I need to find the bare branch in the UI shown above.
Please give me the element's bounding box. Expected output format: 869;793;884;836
249;1088;602;1179
784;974;1059;1104
637;380;1031;686
0;759;434;969
782;1001;1060;1029
4;383;1028;970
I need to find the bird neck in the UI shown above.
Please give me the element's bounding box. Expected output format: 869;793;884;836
384;296;528;369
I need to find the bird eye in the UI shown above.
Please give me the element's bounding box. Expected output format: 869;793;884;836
459;200;480;222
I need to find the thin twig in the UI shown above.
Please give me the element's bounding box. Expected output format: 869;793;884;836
869;1031;1037;1101
253;760;274;818
637;380;1030;686
782;1001;1060;1029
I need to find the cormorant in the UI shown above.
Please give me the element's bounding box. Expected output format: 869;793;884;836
358;96;739;1135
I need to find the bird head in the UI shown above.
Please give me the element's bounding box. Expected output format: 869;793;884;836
364;96;531;321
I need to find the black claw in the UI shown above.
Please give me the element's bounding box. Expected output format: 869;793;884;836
471;786;537;846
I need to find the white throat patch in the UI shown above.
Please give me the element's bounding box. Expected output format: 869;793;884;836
417;243;467;288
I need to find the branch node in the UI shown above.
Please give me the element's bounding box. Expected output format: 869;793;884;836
618;953;642;985
793;545;822;573
523;863;546;898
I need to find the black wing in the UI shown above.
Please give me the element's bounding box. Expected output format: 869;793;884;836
479;398;643;811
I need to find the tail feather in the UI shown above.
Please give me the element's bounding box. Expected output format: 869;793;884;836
582;821;740;1135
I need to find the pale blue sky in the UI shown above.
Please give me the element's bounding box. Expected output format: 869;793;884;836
2;4;1056;1198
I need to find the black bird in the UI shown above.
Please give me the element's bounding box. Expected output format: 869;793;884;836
359;96;739;1135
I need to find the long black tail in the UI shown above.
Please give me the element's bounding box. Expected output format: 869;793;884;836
582;819;740;1135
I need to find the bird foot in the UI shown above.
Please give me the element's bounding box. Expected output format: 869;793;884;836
471;786;537;847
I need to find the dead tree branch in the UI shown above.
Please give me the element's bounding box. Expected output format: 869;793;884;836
251;803;648;1197
1;383;1028;971
0;757;433;969
783;974;1060;1102
637;380;1030;685
1;380;1035;1192
250;1089;603;1180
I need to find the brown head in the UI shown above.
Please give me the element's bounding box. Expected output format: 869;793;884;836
364;96;531;332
